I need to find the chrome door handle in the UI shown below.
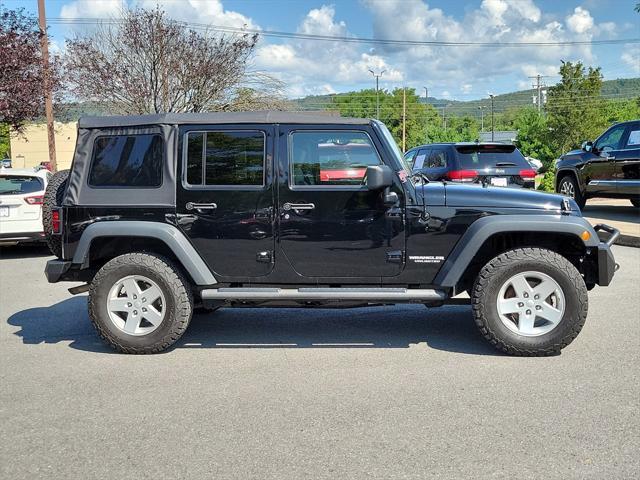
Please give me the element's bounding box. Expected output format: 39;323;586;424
185;202;217;211
283;202;315;211
606;156;616;161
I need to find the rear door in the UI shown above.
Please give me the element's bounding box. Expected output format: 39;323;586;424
278;126;405;278
614;122;640;197
176;125;275;279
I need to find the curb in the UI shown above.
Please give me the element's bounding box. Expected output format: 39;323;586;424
615;234;640;248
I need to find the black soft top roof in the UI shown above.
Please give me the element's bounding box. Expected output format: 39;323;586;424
78;111;371;129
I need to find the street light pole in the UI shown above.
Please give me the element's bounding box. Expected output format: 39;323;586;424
489;94;495;141
478;105;486;132
368;68;386;119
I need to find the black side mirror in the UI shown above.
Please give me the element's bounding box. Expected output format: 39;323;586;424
365;165;394;190
582;141;593;152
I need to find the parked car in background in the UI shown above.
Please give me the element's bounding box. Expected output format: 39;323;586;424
404;142;536;189
1;158;11;168
555;120;640;209
526;156;543;172
37;161;52;171
0;168;51;245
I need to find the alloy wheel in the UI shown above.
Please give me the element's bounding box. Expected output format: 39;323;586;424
106;275;166;336
496;271;565;337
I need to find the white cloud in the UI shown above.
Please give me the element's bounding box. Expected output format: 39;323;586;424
255;5;402;96
566;7;594;34
461;84;473;94
621;46;640;74
61;0;257;29
61;0;124;19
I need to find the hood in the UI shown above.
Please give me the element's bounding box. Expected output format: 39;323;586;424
416;182;579;213
561;148;584;159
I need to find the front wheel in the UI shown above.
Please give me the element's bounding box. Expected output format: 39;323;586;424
88;253;193;353
471;248;588;356
557;175;586;209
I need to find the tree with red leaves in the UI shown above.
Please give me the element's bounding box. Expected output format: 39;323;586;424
0;7;61;133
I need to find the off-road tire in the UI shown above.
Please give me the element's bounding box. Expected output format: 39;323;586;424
557;174;586;209
42;169;69;258
631;198;640;208
471;248;588;356
88;253;193;354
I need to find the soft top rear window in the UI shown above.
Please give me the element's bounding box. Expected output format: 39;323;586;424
454;144;529;169
89;134;163;188
0;175;44;195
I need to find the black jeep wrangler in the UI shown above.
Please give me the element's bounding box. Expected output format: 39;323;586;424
43;112;619;355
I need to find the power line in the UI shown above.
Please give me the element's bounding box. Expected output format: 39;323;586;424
47;17;640;47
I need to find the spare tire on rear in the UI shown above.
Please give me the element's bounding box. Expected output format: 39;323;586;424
43;169;69;258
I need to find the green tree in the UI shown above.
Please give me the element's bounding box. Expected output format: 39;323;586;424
0;123;10;159
546;61;605;155
602;98;640;124
334;88;433;150
513;108;554;165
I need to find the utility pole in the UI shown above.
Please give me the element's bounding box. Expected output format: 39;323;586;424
489;94;495;141
402;87;406;151
38;0;57;171
423;86;428;102
368;68;386;119
478;105;486;132
529;74;546;113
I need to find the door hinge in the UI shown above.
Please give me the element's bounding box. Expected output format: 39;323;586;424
386;250;405;264
256;251;274;263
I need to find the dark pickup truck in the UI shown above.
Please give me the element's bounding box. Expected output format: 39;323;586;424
43;112;618;355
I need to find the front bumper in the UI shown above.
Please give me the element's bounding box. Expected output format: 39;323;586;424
593;224;620;287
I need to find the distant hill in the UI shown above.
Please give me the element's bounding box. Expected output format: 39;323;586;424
292;78;640;117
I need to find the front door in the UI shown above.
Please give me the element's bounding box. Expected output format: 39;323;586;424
176;125;275;279
277;126;405;279
585;123;627;196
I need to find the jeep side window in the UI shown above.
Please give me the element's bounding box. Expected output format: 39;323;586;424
290;131;381;187
595;125;626;152
88;134;163;187
186;131;265;186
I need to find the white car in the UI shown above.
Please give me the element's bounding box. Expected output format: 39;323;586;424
0;168;51;245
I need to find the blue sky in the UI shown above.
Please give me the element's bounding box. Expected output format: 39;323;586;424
5;0;640;100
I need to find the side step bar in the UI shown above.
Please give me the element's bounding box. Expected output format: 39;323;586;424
201;287;447;302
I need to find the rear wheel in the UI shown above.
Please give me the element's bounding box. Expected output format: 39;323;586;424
557;174;585;209
471;248;588;356
42;169;69;258
88;253;193;354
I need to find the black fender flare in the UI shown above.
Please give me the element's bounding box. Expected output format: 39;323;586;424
433;214;599;288
71;221;217;285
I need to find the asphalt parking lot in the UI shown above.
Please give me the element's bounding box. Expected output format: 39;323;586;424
1;245;638;479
